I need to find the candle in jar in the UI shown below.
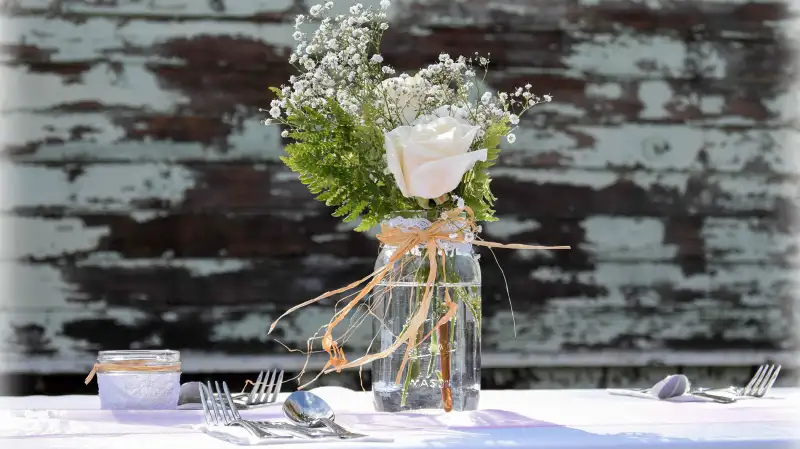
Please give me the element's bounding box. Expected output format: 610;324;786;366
87;350;181;410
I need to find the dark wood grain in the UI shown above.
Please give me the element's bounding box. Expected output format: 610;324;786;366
3;0;791;36
5;163;796;217
2;255;794;356
3;212;796;264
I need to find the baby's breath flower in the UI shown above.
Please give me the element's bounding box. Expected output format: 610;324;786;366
370;54;384;63
281;130;289;138
380;0;391;9
507;133;516;144
309;4;323;16
508;114;519;125
543;94;552;102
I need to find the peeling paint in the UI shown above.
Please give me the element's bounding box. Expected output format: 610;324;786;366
2;112;284;160
3;162;796;215
6;119;796;176
0;217;109;260
3;162;197;211
5;0;400;20
483;218;541;240
503;124;796;174
0;257;792;370
0;64;186;112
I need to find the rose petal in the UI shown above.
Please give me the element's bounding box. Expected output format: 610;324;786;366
408;118;479;157
407;149;488;199
384;132;410;197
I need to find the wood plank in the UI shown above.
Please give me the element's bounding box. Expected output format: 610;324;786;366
491;75;798;126
3;113;798;176
3;0;789;36
498;123;799;173
1;111;284;161
1;215;796;265
1;350;795;376
0;260;794;368
3;162;797;217
3;258;792;310
395;0;792;35
0;15;791;81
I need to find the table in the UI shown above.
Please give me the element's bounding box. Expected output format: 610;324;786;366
2;387;799;448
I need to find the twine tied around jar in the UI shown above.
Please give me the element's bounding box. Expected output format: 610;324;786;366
85;360;182;385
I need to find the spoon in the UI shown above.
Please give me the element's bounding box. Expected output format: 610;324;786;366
282;391;366;439
651;374;690;399
633;375;735;403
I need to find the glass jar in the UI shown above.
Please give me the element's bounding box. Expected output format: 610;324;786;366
371;215;481;412
95;350;181;410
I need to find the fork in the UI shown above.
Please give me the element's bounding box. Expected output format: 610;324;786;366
702;364;782;398
240;368;285;406
201;369;284;410
199;381;287;440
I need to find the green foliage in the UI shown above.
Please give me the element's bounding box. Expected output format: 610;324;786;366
278;93;417;231
458;121;509;222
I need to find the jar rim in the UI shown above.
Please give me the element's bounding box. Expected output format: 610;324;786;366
98;350;180;364
385;210;437;220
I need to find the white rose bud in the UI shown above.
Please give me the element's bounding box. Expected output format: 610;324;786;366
384;116;488;199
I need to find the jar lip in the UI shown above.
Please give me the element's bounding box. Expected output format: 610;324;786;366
98;350;180;363
385;210;437;220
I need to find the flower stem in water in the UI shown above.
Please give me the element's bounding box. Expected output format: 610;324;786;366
438;322;452;412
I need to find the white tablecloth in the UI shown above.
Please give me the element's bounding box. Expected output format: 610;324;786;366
2;387;799;449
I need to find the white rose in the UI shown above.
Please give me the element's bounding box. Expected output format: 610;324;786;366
384;116;487;199
377;75;430;125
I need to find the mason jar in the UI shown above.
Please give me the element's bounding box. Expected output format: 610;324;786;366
95;350;181;410
371;213;482;412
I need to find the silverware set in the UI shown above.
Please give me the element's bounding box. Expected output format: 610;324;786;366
199;381;368;442
623;363;782;403
200;381;289;440
199;381;326;440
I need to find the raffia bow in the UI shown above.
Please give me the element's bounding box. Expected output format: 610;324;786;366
268;207;569;389
84;360;181;385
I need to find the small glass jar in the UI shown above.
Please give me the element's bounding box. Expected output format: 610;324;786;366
95;350;181;410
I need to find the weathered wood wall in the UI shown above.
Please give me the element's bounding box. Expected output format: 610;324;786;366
0;0;798;388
